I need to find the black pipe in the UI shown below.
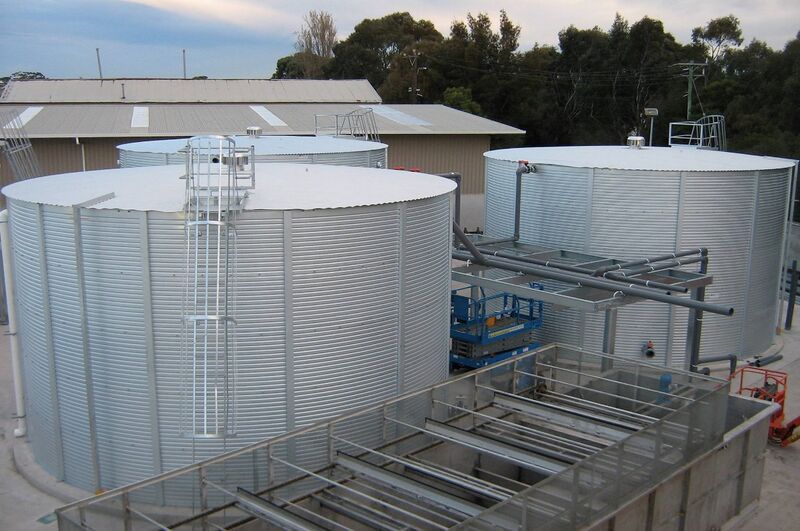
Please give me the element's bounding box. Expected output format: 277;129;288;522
687;248;709;372
451;248;734;316
592;248;706;276
464;246;687;293
786;259;797;330
453;222;484;262
437;172;462;227
694;353;737;376
513;161;535;241
749;354;783;368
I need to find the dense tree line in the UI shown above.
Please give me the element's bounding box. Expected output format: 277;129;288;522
274;12;800;160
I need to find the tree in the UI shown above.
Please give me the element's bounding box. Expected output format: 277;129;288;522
326;12;442;91
296;10;337;58
442;87;483;115
692;15;743;64
272;54;306;79
293;10;337;78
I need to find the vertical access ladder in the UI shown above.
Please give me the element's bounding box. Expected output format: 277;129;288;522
180;136;254;438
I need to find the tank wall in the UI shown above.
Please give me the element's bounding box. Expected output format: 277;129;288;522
9;193;451;497
485;156;792;366
118;147;388;169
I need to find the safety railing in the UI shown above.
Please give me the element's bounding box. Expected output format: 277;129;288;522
56;344;727;530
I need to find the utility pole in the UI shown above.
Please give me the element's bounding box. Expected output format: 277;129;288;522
405;49;424;103
674;62;706;120
96;48;103;80
182;49;187;79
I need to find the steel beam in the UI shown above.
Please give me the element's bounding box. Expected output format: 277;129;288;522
424;419;568;476
336;454;483;517
492;394;631;442
235;488;324;531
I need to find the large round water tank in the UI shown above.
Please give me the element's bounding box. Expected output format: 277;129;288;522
485;146;796;368
117;135;388;168
3;163;454;497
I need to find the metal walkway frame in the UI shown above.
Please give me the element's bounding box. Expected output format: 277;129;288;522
56;344;729;530
452;238;712;314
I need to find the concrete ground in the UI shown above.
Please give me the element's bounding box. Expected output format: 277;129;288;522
2;310;800;530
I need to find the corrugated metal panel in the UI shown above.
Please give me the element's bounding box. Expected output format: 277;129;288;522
519;165;591;251
743;169;791;353
403;196;452;389
291;207;401;426
486;159;591;250
676;171;757;360
117;146;387;169
2;79;382;104
3;103;522;138
485;158;517;238
590;169;680;364
41;205;94;490
384;135;489;195
484;150;792;368
8;200;60;478
79;209;155;488
10;189;452;500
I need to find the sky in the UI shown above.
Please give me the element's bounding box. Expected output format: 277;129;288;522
1;0;798;79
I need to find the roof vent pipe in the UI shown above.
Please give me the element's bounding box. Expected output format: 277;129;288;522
246;126;262;138
627;136;645;149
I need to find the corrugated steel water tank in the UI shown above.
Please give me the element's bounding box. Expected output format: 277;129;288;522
485;146;797;368
117;135;388;168
3;163;454;497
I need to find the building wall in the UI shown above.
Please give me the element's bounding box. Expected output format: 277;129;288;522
382;134;489;195
1;137;153;189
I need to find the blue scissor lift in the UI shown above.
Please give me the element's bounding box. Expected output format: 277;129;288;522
449;284;544;370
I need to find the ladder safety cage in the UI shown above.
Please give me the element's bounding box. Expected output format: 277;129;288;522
180;135;253;439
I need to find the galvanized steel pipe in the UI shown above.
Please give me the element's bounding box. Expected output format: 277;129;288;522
0;210;26;437
592;249;706;276
465;246;688;293
451;247;734;316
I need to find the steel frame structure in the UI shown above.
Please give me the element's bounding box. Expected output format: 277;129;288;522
56;344;729;530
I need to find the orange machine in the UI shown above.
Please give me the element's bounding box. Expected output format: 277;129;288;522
733;367;800;447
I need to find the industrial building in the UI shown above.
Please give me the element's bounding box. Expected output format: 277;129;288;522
0;78;523;204
1;76;798;530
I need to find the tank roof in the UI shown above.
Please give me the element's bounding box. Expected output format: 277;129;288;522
118;135;388;154
2;164;455;212
485;146;796;172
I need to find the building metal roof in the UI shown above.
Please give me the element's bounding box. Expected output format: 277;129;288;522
2;163;456;212
0;103;524;137
486;145;796;171
0;78;381;104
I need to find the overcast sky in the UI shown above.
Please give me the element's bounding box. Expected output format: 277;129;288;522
1;0;798;79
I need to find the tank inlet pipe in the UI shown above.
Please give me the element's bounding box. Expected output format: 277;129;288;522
513;161;536;241
0;210;26;437
451;246;734;316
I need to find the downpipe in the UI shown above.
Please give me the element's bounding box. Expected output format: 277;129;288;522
0;209;26;437
513;160;535;241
